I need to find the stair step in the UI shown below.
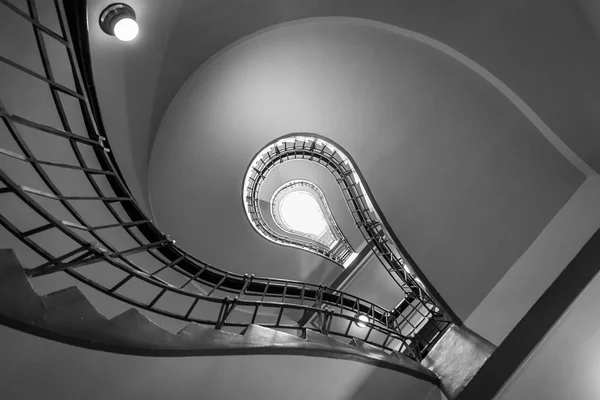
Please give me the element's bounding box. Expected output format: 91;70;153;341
177;322;240;347
109;309;184;348
241;324;305;346
42;286;109;337
0;249;45;320
0;249;439;382
302;330;356;350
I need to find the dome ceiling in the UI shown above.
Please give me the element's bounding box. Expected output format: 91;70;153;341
147;18;582;319
90;0;600;218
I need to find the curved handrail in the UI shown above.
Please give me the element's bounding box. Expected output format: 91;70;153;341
243;135;452;324
0;0;454;360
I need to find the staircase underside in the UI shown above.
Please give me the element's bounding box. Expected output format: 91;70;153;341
0;248;437;384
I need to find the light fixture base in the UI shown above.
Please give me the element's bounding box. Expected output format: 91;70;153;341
99;3;136;37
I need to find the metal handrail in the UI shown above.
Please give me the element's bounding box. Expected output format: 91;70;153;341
0;0;454;360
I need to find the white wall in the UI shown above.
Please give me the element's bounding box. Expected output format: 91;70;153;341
493;230;600;400
149;18;582;320
466;176;600;345
90;0;600;214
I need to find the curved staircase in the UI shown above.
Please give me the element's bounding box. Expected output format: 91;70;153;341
0;0;498;398
0;248;436;382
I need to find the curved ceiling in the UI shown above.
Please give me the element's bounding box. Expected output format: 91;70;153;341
89;0;600;218
147;18;582;319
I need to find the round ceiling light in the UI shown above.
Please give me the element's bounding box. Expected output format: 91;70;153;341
99;3;139;42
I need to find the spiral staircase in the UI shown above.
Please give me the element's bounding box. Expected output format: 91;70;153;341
0;1;507;399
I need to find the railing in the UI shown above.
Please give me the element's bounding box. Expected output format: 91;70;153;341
243;135;455;345
0;0;454;361
269;179;354;264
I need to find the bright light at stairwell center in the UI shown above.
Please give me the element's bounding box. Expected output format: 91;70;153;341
279;191;327;237
100;3;139;42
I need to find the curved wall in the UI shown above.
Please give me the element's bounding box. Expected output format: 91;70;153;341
148;18;582;319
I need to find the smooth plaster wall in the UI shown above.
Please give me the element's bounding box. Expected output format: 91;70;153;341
493;240;600;400
579;0;600;45
0;325;438;400
149;19;582;320
89;0;600;215
466;176;600;345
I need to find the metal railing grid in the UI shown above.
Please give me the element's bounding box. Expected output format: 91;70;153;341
0;0;453;361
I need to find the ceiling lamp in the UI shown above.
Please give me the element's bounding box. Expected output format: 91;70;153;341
99;3;139;42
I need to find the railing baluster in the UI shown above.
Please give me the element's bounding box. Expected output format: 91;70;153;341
179;264;209;289
184;297;200;319
206;272;229;297
150;255;186;277
344;317;353;336
260;279;271;302
299;283;306;305
364;305;375;342
21;223;53;237
108;272;134;293
237;274;252;300
250;304;259;324
148;288;167;308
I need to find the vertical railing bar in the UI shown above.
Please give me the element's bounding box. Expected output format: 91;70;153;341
299;282;306;306
21;223;54;237
364;305;375;342
214;301;227;330
344;317;353;336
149;255;186;277
148;288;167;308
206;272;229;297
250;304;259;324
179;263;209;289
236;274;252;300
184;297;200;319
220;298;237;327
109;274;134;293
260;279;271;302
276;281;288;326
